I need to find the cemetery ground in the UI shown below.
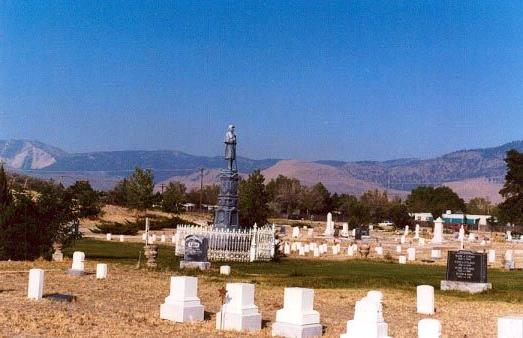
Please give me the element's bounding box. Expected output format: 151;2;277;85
1;239;523;337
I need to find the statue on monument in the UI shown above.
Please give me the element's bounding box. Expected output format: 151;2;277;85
224;124;237;171
213;124;240;229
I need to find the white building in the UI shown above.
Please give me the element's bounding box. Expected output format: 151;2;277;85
410;213;434;222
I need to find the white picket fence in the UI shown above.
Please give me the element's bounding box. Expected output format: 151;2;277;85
175;224;276;262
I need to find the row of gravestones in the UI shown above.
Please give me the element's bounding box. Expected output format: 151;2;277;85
158;276;522;338
25;252;523;337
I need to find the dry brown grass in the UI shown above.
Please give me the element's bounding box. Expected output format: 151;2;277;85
1;260;522;337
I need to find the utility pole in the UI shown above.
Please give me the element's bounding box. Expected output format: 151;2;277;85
199;168;204;213
160;183;166;194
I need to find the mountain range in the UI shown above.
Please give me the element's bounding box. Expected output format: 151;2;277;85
2;139;521;203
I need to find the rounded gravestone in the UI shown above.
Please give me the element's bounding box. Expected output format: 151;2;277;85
418;318;441;338
417;285;435;315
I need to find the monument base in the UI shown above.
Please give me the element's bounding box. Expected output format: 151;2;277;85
160;303;204;323
271;322;322;338
341;320;389;338
440;280;492;294
179;261;211;271
216;311;261;332
67;269;85;276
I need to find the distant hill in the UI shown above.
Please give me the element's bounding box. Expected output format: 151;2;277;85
2;139;521;202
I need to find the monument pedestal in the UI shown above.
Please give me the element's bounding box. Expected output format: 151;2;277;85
440;280;492;294
179;261;211;271
160;276;204;323
271;322;322;338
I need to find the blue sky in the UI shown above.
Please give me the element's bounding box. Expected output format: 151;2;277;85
1;1;522;161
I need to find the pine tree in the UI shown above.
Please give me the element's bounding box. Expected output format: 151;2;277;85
498;150;523;225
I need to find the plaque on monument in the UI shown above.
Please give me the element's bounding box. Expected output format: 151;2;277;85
446;250;487;283
180;235;211;270
355;228;369;240
441;250;491;293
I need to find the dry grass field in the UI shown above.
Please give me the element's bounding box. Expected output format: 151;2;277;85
1;239;523;338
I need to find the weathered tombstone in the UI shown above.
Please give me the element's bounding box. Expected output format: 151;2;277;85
340;296;389;338
441;250;491;293
431;218;444;244
180;235;211;270
431;249;442;259
284;243;291;255
399;256;407;264
68;251;86;276
272;288;322;338
498;316;523;338
417;285;434;315
161;234;166;243
106;233;112;241
414;224;420;239
504;250;514;270
52;242;63;262
347;246;354;256
292;227;300;238
216;283;262;332
160;276;204;323
220;265;231;275
313;247;320;257
488;249;496;264
27;269;44;300
360;228;370;237
400;235;406;244
407;247;416;261
418;318;441;338
119;235;125;242
141;233;147;241
355;228;362;240
96;263;108;279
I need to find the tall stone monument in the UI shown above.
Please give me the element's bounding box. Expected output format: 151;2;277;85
214;125;240;229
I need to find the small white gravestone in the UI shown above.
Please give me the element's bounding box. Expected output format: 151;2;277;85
375;247;384;256
69;251;86;276
498;316;523;338
347;246;354;256
160;276;204;323
407;248;416;261
399;256;407;264
292;227;300;238
299;246;305;256
324;212;335;237
308;228;314;237
284;243;291;255
272;288;322;338
414;224;420;239
418;318;442;338
416;285;434;315
151;234;157;242
506;230;513;241
220;265;231;275
468;232;476;242
400;235;406;244
161;234;166;243
458;225;465;241
418;238;426;246
313;247;320;257
431;218;444;244
352;244;358;251
404;225;409;237
504;250;515;269
341;223;350;237
340;296;389;338
396;245;402;254
142;233;147;241
304;244;310;254
216;283;262;332
119;235;125;242
352;229;356;237
431;249;442;259
27;268;44;300
96;263;108;279
488;249;496;264
106;233;112;241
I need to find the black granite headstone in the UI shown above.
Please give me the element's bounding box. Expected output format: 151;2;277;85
355;228;362;240
360;228;370;237
446;250;487;283
184;235;209;262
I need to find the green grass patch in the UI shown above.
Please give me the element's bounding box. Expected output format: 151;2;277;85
65;239;523;303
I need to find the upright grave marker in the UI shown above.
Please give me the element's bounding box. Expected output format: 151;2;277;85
180;235;211;270
441;250;491;293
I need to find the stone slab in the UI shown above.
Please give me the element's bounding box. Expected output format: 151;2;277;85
179;261;211;271
440;280;492;294
216;311;261;332
271;322;322;338
160;303;204;323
